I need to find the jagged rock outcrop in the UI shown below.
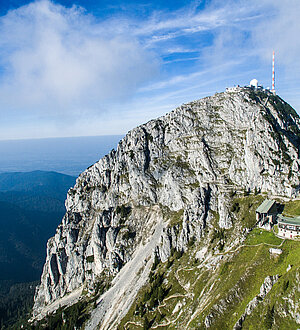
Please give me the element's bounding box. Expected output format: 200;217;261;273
233;275;279;330
32;88;300;326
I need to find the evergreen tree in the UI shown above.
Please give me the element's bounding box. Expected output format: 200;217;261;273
264;305;274;329
143;316;150;330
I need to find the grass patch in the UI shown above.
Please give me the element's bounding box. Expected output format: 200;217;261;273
242;252;300;329
118;251;185;329
190;237;300;329
31;299;90;329
283;199;300;216
245;229;283;246
230;194;265;229
188;181;200;189
160;206;184;228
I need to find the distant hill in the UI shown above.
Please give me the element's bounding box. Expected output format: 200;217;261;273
0;201;61;282
0;171;76;284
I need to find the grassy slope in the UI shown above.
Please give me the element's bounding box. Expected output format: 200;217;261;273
119;195;300;329
242;238;300;330
283;199;300;216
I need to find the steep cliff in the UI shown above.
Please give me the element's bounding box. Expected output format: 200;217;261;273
32;88;300;328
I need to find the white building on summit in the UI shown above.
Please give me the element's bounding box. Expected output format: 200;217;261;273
250;79;258;88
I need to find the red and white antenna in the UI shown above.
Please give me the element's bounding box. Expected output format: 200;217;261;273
271;51;276;94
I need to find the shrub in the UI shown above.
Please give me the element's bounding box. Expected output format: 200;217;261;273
166;258;174;269
264;305;274;329
188;236;196;247
231;202;240;213
122;229;136;241
282;280;289;292
95;281;107;296
243;188;250;196
156;311;166;323
211;229;226;244
230;190;237;198
151;255;160;271
116;205;132;218
143;316;150;330
174;249;183;259
129;150;134;160
86;255;94;263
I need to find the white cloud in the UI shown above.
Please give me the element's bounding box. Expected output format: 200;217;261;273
164;47;196;54
0;0;159;115
133;1;266;47
1;0;300;140
253;0;300;70
138;0;300;111
197;0;300;110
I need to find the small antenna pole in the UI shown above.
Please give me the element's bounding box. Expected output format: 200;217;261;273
271;51;276;94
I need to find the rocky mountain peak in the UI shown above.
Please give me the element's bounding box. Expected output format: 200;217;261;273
31;88;300;327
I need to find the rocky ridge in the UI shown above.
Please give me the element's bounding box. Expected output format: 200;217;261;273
32;88;300;328
233;275;279;329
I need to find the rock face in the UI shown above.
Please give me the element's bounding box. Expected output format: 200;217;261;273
32;88;300;324
233;275;279;330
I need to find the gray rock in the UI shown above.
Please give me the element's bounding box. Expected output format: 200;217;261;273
233;275;279;329
32;88;300;325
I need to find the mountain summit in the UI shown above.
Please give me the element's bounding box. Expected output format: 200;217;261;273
31;88;300;329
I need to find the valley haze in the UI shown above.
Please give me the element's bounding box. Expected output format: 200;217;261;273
0;135;123;176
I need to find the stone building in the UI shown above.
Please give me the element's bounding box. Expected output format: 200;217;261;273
256;199;278;230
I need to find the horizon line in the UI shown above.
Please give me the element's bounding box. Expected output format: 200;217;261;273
0;133;125;143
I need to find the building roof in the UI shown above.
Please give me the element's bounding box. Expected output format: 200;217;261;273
277;214;300;226
256;199;276;214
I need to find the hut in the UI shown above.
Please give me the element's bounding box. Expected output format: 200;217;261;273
256;199;277;229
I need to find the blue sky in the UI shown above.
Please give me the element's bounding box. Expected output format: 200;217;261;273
0;0;299;140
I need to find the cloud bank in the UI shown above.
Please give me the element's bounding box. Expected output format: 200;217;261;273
1;0;300;139
0;0;159;115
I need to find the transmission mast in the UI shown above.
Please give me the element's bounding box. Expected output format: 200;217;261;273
271;51;276;94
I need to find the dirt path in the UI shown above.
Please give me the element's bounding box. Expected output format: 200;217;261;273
155;237;285;328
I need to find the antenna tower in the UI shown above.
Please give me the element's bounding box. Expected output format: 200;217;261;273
271;51;276;94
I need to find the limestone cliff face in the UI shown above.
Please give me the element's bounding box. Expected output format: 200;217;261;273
32;88;300;322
